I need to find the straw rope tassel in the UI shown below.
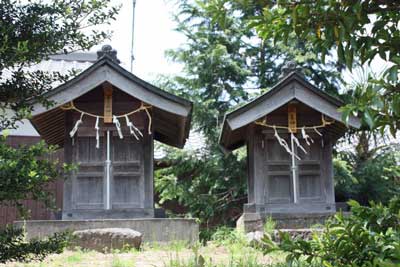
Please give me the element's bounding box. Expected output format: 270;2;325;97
62;100;153;138
144;108;152;134
70;112;84;138
273;127;300;161
314;127;323;136
125;115;142;140
292;133;307;154
113;115;123;139
95;116;100;149
301;127;314;146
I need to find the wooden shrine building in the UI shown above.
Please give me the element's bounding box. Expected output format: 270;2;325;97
219;62;360;222
29;45;193;220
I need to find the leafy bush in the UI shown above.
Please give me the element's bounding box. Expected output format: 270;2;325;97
0;135;73;215
210;226;247;247
334;146;400;205
0;135;73;263
0;226;69;264
263;197;400;267
155;147;247;229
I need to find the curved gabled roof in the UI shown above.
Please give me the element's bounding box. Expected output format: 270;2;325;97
30;54;193;148
219;71;361;152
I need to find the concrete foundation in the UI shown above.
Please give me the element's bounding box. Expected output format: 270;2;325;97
14;218;199;244
237;212;334;232
267;212;333;229
236;213;263;233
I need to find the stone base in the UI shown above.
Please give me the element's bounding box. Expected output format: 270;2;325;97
72;228;142;252
14;218;199;244
237;211;334;232
268;212;333;229
236;213;263;233
244;202;336;214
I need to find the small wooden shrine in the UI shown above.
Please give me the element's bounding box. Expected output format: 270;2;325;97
220;62;360;218
30;45;192;219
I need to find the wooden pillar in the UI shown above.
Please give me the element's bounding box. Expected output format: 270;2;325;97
62;111;74;219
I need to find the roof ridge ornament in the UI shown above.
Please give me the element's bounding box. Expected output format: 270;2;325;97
279;60;302;79
97;44;121;64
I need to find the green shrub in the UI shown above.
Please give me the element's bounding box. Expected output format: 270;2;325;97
210;226;247;247
262;197;400;267
0;226;69;264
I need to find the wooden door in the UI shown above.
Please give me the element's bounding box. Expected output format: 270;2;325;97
297;138;323;201
72;134;105;209
111;134;144;208
263;134;323;204
264;135;293;203
72;131;145;210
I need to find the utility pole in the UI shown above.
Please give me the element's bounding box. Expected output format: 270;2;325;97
130;0;137;72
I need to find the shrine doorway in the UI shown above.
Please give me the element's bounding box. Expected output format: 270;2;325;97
71;130;145;212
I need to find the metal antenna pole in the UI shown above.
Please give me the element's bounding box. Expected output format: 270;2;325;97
130;0;137;72
290;133;298;204
106;130;111;210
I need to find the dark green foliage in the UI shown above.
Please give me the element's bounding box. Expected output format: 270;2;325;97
0;0;119;130
262;197;400;267
0;226;69;264
334;131;400;205
240;0;400;133
156;148;247;227
165;1;343;137
334;148;400;205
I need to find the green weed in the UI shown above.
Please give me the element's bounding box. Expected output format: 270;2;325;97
263;217;276;235
111;255;135;267
65;250;84;264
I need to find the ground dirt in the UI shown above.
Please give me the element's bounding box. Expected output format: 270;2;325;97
2;243;280;267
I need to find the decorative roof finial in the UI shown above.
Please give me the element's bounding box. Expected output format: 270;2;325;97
280;60;301;78
97;45;121;64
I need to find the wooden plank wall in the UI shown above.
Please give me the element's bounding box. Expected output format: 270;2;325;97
0;136;64;228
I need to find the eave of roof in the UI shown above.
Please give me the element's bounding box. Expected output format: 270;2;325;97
224;72;343;121
219;71;361;151
30;55;193;148
35;55;192;110
48;52;98;62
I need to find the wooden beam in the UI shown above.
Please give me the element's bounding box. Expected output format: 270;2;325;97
288;103;297;133
103;83;113;123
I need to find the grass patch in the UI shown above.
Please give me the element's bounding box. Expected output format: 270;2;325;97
65;250;84;264
142;240;190;252
163;252;267;267
1;225;286;267
111;255;135;267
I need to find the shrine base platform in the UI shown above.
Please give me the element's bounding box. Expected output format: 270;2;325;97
237;212;336;233
14;218;199;244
